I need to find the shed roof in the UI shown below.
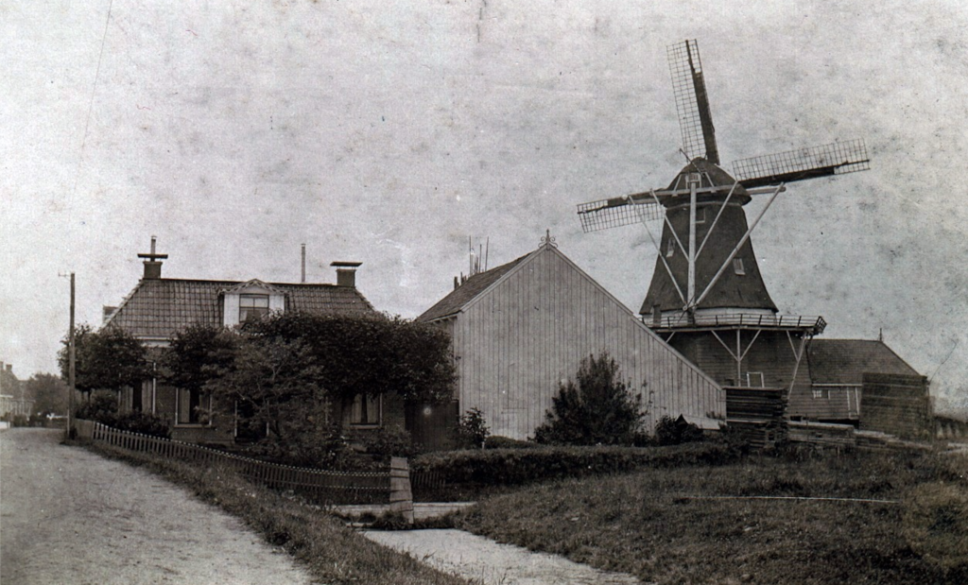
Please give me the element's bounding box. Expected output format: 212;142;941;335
105;278;374;341
807;339;921;385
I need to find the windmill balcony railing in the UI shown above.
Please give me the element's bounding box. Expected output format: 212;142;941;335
648;313;827;334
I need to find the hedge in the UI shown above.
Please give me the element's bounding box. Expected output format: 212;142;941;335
410;442;736;500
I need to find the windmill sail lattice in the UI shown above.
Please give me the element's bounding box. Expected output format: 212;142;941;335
733;139;870;188
668;40;719;164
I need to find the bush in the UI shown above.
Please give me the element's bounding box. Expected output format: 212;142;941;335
453;408;490;449
360;425;414;461
484;436;541;449
112;412;171;438
654;415;704;446
74;390;119;423
533;353;644;446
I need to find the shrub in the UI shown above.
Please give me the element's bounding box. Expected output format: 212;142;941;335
453;407;490;449
533;353;644;446
654;415;704;446
360;425;414;461
484;436;540;449
74;390;119;423
112;412;171;438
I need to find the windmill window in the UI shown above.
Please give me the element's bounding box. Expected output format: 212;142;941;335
696;207;706;224
239;294;270;322
666;238;676;258
733;258;746;275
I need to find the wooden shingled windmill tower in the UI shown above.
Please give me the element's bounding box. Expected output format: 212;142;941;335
577;40;870;440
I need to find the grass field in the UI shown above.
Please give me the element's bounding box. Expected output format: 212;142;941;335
456;447;968;585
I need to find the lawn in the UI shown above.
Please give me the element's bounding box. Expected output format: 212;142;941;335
455;447;968;584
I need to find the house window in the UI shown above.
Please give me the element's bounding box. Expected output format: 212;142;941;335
177;388;209;425
812;387;829;400
746;372;764;387
239;294;270;322
733;258;746;275
350;393;382;427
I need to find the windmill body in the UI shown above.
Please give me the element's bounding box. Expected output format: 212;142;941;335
642;157;777;321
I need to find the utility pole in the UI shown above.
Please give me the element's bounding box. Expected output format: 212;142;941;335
68;272;75;438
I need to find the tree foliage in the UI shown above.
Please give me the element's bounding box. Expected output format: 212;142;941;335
24;373;69;416
533;353;645;446
161;324;240;394
58;324;148;395
242;311;457;404
159;312;457;466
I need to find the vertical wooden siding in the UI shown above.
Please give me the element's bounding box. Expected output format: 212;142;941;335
451;247;724;440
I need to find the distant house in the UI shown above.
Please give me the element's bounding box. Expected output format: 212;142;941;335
791;338;924;424
0;362;33;420
416;238;724;444
103;239;379;444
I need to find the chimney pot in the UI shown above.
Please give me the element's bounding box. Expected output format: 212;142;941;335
331;261;361;288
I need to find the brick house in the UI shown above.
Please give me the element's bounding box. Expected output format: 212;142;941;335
102;239;391;444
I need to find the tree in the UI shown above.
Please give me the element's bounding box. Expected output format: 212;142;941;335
58;324;148;397
533;353;645;446
206;335;332;464
24;373;69;416
244;311;457;404
161;324;240;423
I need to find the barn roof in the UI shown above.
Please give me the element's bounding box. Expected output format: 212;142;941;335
104;278;374;341
807;339;921;385
417;252;532;322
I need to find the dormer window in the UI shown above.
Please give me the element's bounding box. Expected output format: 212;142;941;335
239;294;270;322
222;280;286;327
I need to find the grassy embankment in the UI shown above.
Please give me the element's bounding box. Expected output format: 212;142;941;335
456;448;968;585
82;441;470;585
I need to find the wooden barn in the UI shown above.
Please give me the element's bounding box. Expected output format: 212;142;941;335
415;237;724;443
794;338;923;424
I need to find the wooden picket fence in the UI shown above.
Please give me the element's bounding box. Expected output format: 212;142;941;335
75;420;399;506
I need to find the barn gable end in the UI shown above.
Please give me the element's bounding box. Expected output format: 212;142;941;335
418;243;724;440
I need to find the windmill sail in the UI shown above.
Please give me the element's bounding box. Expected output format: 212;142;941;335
577;194;663;233
668;40;719;164
732;139;870;188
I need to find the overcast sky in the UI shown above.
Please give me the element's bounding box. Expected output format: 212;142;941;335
3;0;967;414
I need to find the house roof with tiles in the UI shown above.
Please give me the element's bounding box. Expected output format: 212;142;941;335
807;339;921;385
103;241;374;342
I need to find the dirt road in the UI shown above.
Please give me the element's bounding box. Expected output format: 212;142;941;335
0;429;314;585
363;529;644;585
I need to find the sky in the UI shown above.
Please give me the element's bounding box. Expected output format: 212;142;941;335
2;0;967;415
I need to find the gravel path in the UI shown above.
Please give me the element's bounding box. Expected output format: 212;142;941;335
363;529;644;585
1;428;314;585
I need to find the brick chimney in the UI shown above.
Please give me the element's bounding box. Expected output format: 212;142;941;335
137;236;168;280
331;261;362;288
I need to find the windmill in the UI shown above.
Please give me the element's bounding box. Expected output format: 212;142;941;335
576;40;871;423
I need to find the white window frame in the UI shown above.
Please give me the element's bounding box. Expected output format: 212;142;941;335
349;393;382;428
239;294;270;323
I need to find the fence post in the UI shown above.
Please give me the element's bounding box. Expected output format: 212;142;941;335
388;457;414;525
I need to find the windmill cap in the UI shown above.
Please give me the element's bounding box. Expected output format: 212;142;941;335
665;157;751;205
